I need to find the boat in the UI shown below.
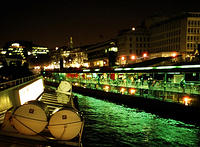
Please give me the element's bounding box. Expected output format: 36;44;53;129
0;80;84;147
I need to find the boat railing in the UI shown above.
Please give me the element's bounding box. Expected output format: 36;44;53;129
0;74;41;91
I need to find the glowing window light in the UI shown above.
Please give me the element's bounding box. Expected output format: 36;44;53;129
183;96;191;106
19;79;44;105
129;88;136;95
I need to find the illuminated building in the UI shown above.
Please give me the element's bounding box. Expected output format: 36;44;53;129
85;40;118;67
117;25;150;65
1;41;49;59
116;12;200;65
150;12;200;57
32;46;49;56
5;43;26;59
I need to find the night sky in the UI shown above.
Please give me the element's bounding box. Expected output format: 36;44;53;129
0;0;199;48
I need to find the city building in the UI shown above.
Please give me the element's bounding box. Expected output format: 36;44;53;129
31;46;49;56
84;40;118;67
1;41;49;59
115;12;200;66
150;12;200;58
116;26;150;65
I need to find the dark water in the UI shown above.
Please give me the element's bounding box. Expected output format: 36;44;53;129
74;93;200;147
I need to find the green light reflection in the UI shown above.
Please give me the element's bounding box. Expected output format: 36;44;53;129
75;93;200;146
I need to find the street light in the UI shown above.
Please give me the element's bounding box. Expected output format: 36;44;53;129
143;53;148;58
172;52;177;57
130;55;136;60
121;56;125;61
129;88;136;94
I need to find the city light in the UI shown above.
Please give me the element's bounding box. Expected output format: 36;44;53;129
183;96;191;106
130;55;136;60
34;66;40;70
104;85;110;92
120;87;126;94
172;52;177;57
143;53;148;58
83;63;89;68
129;88;136;95
121;56;125;61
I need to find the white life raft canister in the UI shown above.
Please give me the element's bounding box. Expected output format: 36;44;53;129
12;100;49;135
48;108;83;140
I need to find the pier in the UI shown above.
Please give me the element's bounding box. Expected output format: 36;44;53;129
43;64;200;108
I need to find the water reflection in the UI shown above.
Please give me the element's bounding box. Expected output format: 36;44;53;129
74;93;200;147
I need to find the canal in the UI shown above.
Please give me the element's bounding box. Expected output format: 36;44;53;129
75;93;200;147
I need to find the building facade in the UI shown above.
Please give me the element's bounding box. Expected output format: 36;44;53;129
85;40;118;67
150;12;200;57
0;41;49;59
115;12;200;66
117;26;150;65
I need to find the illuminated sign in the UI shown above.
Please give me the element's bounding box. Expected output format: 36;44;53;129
19;79;44;104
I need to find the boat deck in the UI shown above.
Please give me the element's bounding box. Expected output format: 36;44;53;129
0;89;84;147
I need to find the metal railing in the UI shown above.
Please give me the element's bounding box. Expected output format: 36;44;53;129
0;74;41;91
